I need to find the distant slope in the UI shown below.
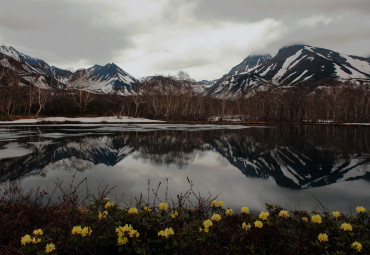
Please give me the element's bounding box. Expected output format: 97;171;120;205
0;46;137;94
0;46;65;89
210;45;370;97
228;54;272;76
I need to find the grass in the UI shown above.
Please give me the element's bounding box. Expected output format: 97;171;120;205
0;179;369;254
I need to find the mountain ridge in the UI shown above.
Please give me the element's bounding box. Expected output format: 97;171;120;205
1;44;370;97
0;45;137;94
210;44;370;97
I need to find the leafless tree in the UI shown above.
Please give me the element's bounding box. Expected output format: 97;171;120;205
69;70;94;114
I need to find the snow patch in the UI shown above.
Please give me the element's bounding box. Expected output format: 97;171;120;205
0;116;163;124
341;54;370;74
259;65;273;76
0;142;33;159
290;70;308;84
0;58;11;68
272;50;303;80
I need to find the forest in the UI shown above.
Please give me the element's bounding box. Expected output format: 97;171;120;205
0;68;369;123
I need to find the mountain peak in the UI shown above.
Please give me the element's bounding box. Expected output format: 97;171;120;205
0;46;137;94
211;44;370;97
106;62;118;67
0;45;23;61
228;54;272;76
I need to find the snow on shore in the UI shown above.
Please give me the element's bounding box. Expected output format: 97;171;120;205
0;116;164;124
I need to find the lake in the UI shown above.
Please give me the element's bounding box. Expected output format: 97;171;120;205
0;123;369;213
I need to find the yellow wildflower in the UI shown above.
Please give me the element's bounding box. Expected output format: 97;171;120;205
72;226;82;235
81;226;92;237
104;197;110;201
128;207;139;215
211;214;222;222
258;211;269;221
204;227;209;233
167;227;174;235
318;233;328;243
210;200;224;207
33;229;43;236
45;243;56;253
225;209;234;216
351;241;362;252
241;207;250;214
128;230;139;238
117;237;128;245
159;202;169;211
302;217;308;222
21;234;32;246
32;237;41;244
170;210;179;219
98;211;108;220
158;227;174;239
199;227;203;232
211;200;217;207
104;201;114;210
218;201;224;207
311;214;322;224
116;224;139;239
356;206;366;214
203;219;213;228
278;210;290;218
340;223;353;232
242;222;251;231
144;206;151;212
254;220;263;229
122;224;134;233
332;211;340;218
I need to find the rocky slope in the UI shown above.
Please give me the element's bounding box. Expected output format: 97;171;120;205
210;45;370;97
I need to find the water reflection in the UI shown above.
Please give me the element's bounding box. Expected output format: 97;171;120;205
1;125;369;191
0;125;369;214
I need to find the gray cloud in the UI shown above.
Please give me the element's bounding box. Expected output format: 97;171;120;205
0;0;369;80
192;0;370;22
0;0;135;66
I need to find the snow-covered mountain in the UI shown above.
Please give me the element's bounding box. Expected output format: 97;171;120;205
210;45;370;97
74;63;137;94
1;129;369;190
0;46;66;89
210;134;370;189
0;46;137;94
227;54;272;76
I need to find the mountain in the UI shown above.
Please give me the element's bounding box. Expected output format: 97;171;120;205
1;127;369;190
210;45;370;97
76;63;137;94
0;46;137;94
227;54;272;76
210;134;370;189
0;46;66;89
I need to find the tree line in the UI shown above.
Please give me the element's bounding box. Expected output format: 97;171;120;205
0;69;369;123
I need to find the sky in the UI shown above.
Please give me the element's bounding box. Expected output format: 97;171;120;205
1;0;369;80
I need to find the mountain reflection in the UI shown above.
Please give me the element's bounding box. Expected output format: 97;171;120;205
0;125;369;189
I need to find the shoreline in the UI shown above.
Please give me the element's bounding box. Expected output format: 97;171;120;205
0;116;369;126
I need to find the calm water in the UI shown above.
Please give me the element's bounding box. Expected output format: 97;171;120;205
0;124;369;213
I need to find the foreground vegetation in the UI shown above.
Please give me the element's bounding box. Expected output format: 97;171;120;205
0;181;369;255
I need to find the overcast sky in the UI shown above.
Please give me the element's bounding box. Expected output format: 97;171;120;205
1;0;369;80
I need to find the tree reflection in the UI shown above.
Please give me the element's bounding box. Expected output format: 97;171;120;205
0;125;369;189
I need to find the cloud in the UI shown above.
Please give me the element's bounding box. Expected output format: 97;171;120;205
298;15;332;28
0;0;138;66
1;0;369;80
118;18;286;79
192;0;370;22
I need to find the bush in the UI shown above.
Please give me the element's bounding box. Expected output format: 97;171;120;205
1;182;369;254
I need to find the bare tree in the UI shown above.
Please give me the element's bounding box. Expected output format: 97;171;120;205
69;70;94;114
34;75;48;117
